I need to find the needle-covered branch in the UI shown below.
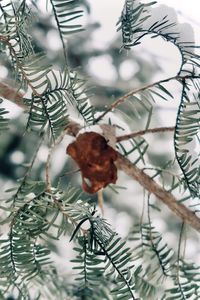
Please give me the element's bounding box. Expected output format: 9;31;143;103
1;81;200;233
116;153;200;233
94;74;200;123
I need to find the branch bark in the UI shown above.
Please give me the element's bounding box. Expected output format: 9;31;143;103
116;126;175;142
0;82;26;109
116;154;200;232
2;81;200;233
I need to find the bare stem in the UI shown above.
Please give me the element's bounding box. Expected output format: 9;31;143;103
116;126;175;142
45;150;52;192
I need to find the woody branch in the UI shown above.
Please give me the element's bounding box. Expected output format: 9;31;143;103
1;80;200;233
94;74;200;123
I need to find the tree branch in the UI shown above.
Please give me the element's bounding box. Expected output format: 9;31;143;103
116;126;175;142
116;153;200;232
0;81;81;136
0;82;26;109
94;74;200;123
2;81;200;233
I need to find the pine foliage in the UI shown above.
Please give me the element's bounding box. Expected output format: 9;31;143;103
174;79;200;197
0;0;200;299
0;99;9;133
128;222;173;298
70;209;137;299
24;67;70;140
117;0;156;50
50;0;84;61
117;0;200;198
164;260;200;299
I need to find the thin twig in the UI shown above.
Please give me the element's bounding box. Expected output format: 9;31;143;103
45;150;52;192
116;153;200;233
60;169;80;177
45;130;68;191
94;74;200;123
116;126;175;142
176;222;185;285
11;132;45;209
97;190;104;215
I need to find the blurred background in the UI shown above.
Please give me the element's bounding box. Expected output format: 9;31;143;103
0;0;200;288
